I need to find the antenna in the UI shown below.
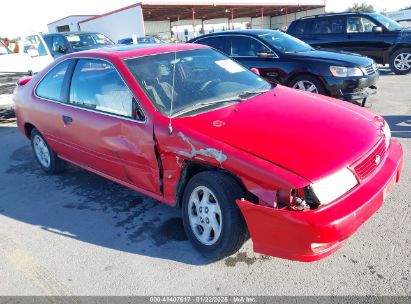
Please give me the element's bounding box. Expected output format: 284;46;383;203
168;16;179;136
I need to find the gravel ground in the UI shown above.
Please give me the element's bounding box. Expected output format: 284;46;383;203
0;68;410;296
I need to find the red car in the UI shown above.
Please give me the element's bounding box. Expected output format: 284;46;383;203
13;44;403;262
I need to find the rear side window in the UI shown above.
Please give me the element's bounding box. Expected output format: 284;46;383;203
43;36;53;50
289;20;313;35
36;61;70;102
195;36;225;52
312;17;345;34
229;36;270;56
69;59;136;119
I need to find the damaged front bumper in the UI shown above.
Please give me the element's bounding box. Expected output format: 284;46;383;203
237;139;403;262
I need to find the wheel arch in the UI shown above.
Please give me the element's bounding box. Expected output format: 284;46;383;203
387;44;411;63
24;122;37;139
175;161;256;208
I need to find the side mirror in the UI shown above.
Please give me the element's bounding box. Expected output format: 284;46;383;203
373;26;383;33
58;45;67;53
250;68;260;75
257;51;274;58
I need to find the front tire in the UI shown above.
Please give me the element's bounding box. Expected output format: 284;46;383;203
288;75;325;95
30;129;67;174
182;171;248;260
389;48;411;75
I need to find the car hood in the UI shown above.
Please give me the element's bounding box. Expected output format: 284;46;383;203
176;85;382;182
289;49;374;67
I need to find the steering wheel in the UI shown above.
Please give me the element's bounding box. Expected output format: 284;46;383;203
199;79;220;92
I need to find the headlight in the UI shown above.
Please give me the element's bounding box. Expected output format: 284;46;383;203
383;121;391;149
311;168;358;205
329;66;364;77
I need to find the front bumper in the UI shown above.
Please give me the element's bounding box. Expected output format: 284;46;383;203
237;139;403;262
323;72;379;101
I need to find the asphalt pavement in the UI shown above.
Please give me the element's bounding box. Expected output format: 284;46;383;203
0;68;410;296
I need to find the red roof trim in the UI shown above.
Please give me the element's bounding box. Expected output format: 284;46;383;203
79;3;142;24
47;15;96;26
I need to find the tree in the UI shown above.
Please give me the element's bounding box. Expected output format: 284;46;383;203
346;2;375;13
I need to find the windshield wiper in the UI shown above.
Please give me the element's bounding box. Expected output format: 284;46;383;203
237;88;270;99
172;89;270;118
172;96;243;118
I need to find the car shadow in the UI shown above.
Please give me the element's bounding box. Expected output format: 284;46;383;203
383;115;411;139
0;126;215;265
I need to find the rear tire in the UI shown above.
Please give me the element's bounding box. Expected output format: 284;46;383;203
182;171;248;260
30;129;67;174
288;75;325;95
389;48;411;75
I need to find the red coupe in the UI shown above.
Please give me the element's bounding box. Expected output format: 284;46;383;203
13;44;403;261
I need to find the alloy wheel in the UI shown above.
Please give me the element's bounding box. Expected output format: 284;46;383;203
292;80;319;93
188;186;222;246
394;52;411;71
33;134;51;168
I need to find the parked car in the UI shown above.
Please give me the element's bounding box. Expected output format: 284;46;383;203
43;32;114;59
118;36;161;45
189;30;378;106
0;34;53;74
288;12;411;75
13;44;403;261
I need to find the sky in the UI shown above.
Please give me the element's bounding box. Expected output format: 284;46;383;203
1;0;410;38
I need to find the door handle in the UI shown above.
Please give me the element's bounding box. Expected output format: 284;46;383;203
62;115;73;125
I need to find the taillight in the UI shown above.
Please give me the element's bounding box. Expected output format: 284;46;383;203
17;76;32;86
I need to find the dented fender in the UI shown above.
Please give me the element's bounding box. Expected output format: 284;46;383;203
153;112;310;206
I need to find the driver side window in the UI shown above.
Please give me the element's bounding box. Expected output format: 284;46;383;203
347;17;377;33
53;35;69;52
69;59;143;120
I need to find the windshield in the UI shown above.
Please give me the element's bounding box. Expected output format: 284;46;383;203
126;48;271;117
66;33;114;49
369;13;403;31
258;31;313;53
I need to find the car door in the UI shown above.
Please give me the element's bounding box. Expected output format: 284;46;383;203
0;40;31;73
226;35;283;84
20;34;53;73
342;16;390;61
56;58;160;194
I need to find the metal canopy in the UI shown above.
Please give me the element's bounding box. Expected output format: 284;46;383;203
141;4;324;22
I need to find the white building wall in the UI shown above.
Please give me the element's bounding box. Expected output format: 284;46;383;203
79;6;145;42
47;16;95;33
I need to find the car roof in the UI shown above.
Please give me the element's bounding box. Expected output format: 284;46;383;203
191;29;275;40
297;12;374;21
63;43;208;60
45;31;102;36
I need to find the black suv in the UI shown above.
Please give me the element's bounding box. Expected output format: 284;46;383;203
43;32;114;59
288;12;411;74
189;30;378;105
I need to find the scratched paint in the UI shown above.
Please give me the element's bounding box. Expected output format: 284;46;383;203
177;132;227;164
